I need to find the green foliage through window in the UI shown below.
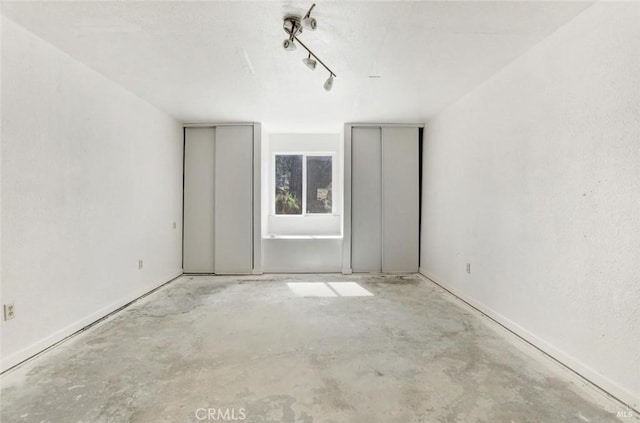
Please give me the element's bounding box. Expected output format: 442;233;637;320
275;155;303;215
306;156;332;214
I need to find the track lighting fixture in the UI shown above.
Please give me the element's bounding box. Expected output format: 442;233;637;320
302;54;317;70
281;3;336;91
323;74;334;91
283;38;296;51
302;3;317;30
302;16;317;30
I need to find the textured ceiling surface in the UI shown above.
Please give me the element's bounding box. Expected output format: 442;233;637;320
2;1;593;131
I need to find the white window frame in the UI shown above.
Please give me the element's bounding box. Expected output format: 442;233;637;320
272;152;337;216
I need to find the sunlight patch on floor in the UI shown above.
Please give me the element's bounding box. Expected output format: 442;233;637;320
287;282;374;297
328;282;374;297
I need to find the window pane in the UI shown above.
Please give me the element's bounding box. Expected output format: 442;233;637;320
275;155;303;215
306;156;332;214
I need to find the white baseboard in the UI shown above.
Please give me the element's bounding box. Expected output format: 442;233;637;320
418;270;639;412
1;270;183;373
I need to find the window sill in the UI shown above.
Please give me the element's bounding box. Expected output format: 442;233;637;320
270;214;341;218
263;235;343;240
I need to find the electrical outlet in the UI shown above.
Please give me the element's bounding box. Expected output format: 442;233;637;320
173;221;177;229
4;303;15;321
138;259;143;270
466;263;471;274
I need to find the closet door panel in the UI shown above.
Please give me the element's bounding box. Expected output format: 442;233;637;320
183;127;215;273
351;127;382;272
214;126;253;274
382;126;419;272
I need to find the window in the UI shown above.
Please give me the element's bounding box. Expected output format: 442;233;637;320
275;154;333;215
306;156;332;214
275;155;303;214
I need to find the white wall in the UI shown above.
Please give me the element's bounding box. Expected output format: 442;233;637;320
420;2;639;408
263;238;343;273
1;17;183;371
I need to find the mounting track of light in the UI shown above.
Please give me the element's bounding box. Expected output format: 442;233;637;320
282;3;336;91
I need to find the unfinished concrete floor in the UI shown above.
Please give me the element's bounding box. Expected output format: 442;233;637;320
1;274;634;423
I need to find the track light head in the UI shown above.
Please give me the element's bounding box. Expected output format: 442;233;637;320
283;38;296;51
323;74;334;91
302;16;317;30
303;54;317;70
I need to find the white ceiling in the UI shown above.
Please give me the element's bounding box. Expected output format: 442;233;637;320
2;1;593;132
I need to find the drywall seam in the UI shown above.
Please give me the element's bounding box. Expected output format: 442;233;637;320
417;270;639;413
0;270;183;374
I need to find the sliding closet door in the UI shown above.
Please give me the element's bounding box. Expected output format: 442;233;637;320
382;127;419;272
214;126;253;274
351;127;382;272
183;127;215;273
